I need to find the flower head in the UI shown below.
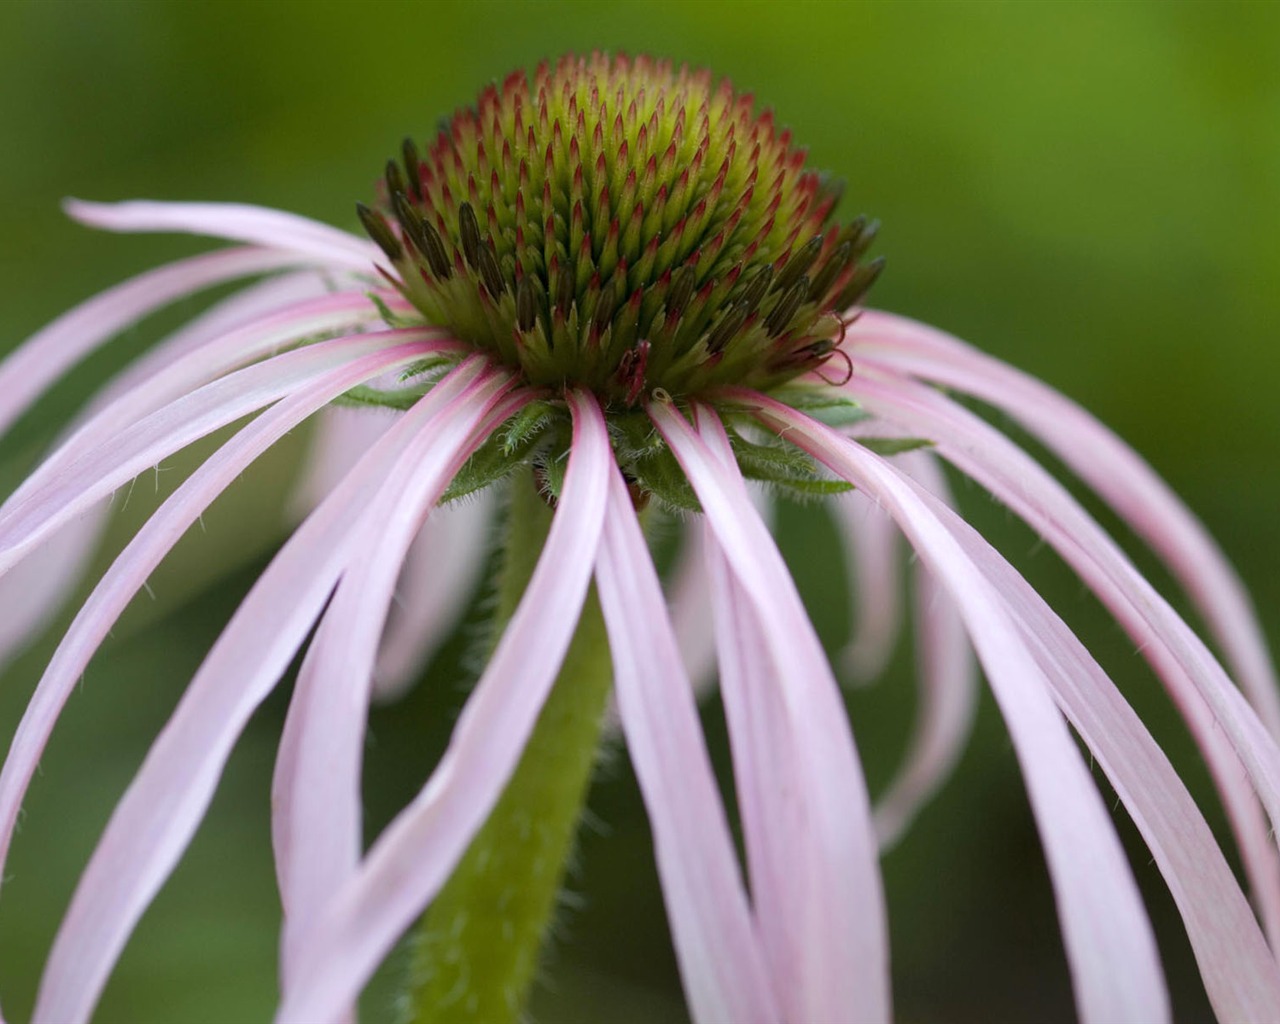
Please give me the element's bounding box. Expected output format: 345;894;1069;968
2;51;1279;1024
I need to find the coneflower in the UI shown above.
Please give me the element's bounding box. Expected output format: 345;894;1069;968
1;52;1278;1024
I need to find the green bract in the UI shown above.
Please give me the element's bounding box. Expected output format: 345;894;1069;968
359;52;882;404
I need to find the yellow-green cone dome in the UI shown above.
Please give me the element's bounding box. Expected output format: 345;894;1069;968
360;52;881;405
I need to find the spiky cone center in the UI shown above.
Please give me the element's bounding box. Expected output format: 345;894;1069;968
360;52;883;406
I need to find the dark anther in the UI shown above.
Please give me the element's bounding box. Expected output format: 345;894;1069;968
356;203;403;261
850;218;880;259
773;235;823;292
458;202;482;267
516;275;539;331
705;304;747;355
764;276;808;336
477;241;506;299
737;264;773;316
666;264;696;319
385;160;407;202
592;279;618;335
401;138;423;201
418;219;453;280
392;191;428;252
808;241;853;302
836;255;885;308
555;266;576;316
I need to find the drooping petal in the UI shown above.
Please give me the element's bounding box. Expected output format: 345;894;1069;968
651;401;891;1024
275;389;611;1024
844;371;1280;947
0;271;361;673
287;406;399;519
6;290;415;514
664;483;773;698
743;394;1171;1024
850;310;1280;738
948;499;1280;1022
65;199;381;272
0;518;102;675
30;360;507;1024
0;329;458;574
105;269;360;398
272;388;528;994
872;451;977;850
0;341;444;910
831;487;904;682
287;406;495;701
373;492;495;700
0;247;300;438
595;468;780;1024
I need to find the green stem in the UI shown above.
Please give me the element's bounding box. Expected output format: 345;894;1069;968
398;470;613;1024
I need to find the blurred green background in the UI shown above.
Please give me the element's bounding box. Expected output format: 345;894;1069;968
1;1;1278;1021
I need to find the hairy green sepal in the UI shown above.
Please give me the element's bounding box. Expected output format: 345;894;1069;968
398;471;613;1024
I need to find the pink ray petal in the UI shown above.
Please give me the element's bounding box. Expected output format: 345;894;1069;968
287;406;496;701
0;341;442;909
0;329;458;574
0;276;383;671
668;483;772;697
272;389;527;990
651;401;890;1024
0;247;301;439
850;310;1280;739
745;395;1170;1024
841;371;1280;948
7;290;415;514
872;451;977;851
65;199;381;272
596;468;780;1024
373;492;496;700
832;487;903;682
946;497;1280;1022
274;390;611;1024
0;517;102;675
287;406;399;520
30;360;506;1024
105;269;361;398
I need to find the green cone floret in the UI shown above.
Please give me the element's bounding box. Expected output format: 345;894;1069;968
360;52;882;404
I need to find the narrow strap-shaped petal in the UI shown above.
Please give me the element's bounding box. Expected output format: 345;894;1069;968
945;499;1280;1022
287;405;398;518
596;467;780;1024
0;246;300;438
832;488;903;682
0;272;363;675
275;389;611;1024
65;199;381;272
0;329;457;573
0;341;441;909
103;269;362;401
744;395;1172;1024
6;290;414;513
871;452;977;850
705;544;814;1020
272;390;528;989
372;491;496;699
666;483;773;696
849;310;1280;738
286;406;495;701
0;517;102;675
651;401;891;1024
843;372;1280;947
30;360;505;1024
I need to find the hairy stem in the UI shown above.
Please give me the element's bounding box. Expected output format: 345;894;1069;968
398;469;613;1023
